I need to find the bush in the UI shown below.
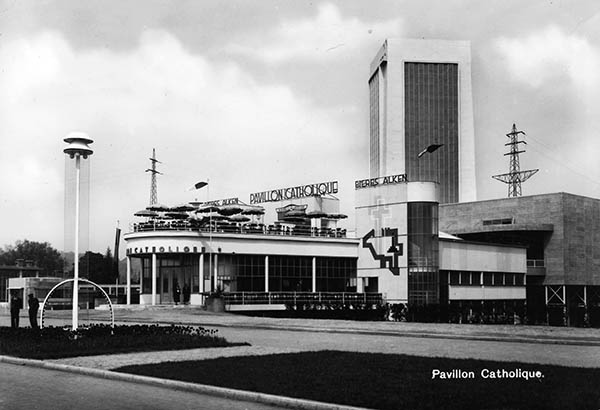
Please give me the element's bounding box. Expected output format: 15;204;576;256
0;324;242;359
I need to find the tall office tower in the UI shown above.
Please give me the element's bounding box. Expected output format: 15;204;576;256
369;39;476;203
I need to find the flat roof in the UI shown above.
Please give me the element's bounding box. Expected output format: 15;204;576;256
447;223;554;235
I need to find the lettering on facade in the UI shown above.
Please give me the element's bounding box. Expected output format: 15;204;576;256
362;228;403;275
200;197;239;206
250;181;338;204
127;245;197;255
355;174;407;189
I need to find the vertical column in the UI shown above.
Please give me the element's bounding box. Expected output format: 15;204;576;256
126;256;131;305
264;255;269;292
562;285;567;326
213;254;218;292
312;257;317;293
139;258;144;298
199;253;204;295
544;285;549;325
151;253;157;306
584;285;588;326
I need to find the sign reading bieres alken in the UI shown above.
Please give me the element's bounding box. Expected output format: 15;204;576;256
250;181;338;204
355;174;407;189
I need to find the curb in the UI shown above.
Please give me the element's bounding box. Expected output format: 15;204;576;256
110;317;600;347
0;355;369;410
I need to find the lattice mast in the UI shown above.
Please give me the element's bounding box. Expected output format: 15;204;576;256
145;148;162;205
492;124;539;197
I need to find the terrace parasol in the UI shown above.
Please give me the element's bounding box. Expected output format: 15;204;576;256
240;205;265;215
326;213;348;219
306;210;328;218
229;215;251;223
164;212;190;219
196;204;221;213
170;203;196;212
147;203;171;212
218;204;243;216
134;209;159;217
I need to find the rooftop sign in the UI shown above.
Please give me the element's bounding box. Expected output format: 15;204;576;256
355;174;407;189
199;197;239;206
250;181;338;204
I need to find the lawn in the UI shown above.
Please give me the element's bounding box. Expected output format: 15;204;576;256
0;324;245;359
115;351;600;410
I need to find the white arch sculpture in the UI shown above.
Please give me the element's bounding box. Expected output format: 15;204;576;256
39;278;114;329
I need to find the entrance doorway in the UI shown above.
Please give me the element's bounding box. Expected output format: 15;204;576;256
159;266;193;304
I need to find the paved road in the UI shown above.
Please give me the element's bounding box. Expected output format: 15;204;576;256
6;307;599;368
211;325;600;368
0;362;285;410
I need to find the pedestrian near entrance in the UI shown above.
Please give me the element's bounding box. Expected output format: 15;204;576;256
28;294;40;329
10;291;22;329
173;284;181;305
182;283;190;304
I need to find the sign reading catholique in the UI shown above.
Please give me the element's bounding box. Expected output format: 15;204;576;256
355;174;407;190
250;181;338;204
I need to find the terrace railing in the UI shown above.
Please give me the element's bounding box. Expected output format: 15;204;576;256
131;222;348;238
221;291;383;306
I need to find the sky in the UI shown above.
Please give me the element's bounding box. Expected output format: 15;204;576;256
1;0;600;254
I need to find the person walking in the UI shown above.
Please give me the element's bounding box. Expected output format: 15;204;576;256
28;293;40;329
10;291;22;329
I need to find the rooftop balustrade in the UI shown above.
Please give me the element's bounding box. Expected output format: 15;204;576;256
131;221;348;238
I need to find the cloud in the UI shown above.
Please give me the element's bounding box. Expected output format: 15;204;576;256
493;26;600;196
0;29;360;251
495;26;600;90
227;3;403;63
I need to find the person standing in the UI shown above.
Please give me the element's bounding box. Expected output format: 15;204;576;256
173;283;181;305
182;283;190;305
10;291;22;329
28;294;40;329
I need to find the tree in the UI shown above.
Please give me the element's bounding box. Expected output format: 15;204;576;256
0;240;65;276
78;247;118;284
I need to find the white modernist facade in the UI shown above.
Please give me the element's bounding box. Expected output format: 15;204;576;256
369;38;477;203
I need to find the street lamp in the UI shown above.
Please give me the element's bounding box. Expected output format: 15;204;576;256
417;143;444;183
64;132;94;331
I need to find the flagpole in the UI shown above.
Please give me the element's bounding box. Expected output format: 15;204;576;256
207;178;212;293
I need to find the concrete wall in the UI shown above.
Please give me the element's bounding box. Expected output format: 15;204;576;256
440;192;600;286
125;231;358;259
355;181;438;303
440;239;526;273
562;194;600;285
448;285;526;300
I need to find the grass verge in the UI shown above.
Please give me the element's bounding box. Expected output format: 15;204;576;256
115;351;600;410
0;324;246;359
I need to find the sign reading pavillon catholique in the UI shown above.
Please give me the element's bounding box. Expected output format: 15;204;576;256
250;181;339;204
355;174;407;189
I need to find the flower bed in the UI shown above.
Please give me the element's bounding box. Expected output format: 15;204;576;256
0;324;243;359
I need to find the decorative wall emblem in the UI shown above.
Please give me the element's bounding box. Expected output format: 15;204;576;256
362;228;403;275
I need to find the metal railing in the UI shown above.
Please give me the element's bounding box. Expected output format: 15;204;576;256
221;291;383;306
131;222;348;238
526;259;545;268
